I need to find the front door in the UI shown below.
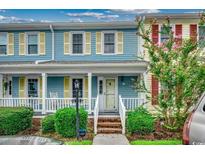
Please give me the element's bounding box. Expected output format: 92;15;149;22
104;78;116;111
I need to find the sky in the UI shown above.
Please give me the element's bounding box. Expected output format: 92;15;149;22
0;9;203;23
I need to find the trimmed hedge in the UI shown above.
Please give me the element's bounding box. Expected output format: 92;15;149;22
55;108;88;137
127;107;154;134
42;115;55;133
0;107;33;135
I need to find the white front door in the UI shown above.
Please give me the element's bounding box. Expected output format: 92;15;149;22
98;77;117;112
104;78;116;111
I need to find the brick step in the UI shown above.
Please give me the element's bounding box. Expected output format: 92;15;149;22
98;117;121;123
97;122;122;128
97;128;122;134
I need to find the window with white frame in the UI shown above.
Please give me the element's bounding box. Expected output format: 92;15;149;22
27;33;38;55
27;79;38;97
72;33;84;54
160;25;173;43
103;32;115;54
0;33;7;55
199;26;205;48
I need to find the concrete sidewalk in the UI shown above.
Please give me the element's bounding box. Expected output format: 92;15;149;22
93;134;129;145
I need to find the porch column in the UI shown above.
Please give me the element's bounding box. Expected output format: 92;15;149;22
42;73;47;114
0;74;3;98
88;72;92;114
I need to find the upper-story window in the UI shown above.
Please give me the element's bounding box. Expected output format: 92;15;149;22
199;26;205;48
0;32;7;55
103;32;115;54
160;25;173;43
27;32;38;55
72;32;84;54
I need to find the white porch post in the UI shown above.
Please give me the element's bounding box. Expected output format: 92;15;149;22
88;72;92;114
42;73;47;114
0;74;3;98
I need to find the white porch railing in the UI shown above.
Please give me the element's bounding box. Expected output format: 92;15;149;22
93;95;100;134
0;97;97;114
121;97;145;110
45;98;89;113
119;95;126;134
0;98;43;112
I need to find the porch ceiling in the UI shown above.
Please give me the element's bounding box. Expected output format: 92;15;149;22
0;60;148;74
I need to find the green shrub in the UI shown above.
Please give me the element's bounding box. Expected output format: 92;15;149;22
0;107;33;135
127;107;154;134
42;115;55;133
55;107;88;137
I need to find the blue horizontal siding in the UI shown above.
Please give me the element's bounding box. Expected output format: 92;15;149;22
118;76;138;98
55;29;138;61
0;28;138;62
47;77;64;98
11;76;138;98
0;30;52;61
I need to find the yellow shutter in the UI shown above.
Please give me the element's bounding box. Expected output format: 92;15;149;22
85;32;91;55
64;76;70;98
19;33;25;55
116;31;123;54
39;77;42;98
83;77;88;98
39;32;46;55
7;33;14;55
64;32;70;55
96;32;102;54
19;77;25;97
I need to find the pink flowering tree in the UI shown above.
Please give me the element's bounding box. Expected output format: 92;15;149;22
136;15;205;131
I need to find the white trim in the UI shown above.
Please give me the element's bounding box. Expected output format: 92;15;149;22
159;24;175;45
101;31;117;55
25;31;40;56
70;31;85;55
0;32;8;56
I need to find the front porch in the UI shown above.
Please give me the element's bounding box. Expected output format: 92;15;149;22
0;73;146;114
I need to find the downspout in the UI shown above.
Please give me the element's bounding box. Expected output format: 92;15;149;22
35;24;55;64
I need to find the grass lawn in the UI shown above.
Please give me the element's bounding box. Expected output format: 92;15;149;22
130;139;182;145
64;140;92;145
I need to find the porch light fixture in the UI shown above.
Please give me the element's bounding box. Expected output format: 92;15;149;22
74;79;80;140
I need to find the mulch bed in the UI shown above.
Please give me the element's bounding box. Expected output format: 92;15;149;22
17;118;94;142
126;120;182;141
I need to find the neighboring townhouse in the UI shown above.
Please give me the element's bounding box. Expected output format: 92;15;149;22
0;22;148;123
139;13;203;110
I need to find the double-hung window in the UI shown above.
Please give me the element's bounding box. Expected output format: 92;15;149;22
27;33;38;55
104;32;115;54
199;26;205;48
72;32;84;54
160;25;173;43
0;33;7;55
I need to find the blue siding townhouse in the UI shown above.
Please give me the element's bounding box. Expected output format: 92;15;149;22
0;22;147;123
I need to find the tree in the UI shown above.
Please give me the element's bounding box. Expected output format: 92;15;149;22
136;15;205;131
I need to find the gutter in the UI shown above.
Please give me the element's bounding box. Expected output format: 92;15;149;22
35;24;55;64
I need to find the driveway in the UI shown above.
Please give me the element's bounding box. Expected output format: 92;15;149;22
0;136;62;145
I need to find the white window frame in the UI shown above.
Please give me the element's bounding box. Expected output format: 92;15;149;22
26;32;39;56
71;31;85;55
26;76;40;98
0;32;8;56
102;31;117;55
159;24;175;44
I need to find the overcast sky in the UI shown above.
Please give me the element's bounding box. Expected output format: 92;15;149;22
0;9;203;23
